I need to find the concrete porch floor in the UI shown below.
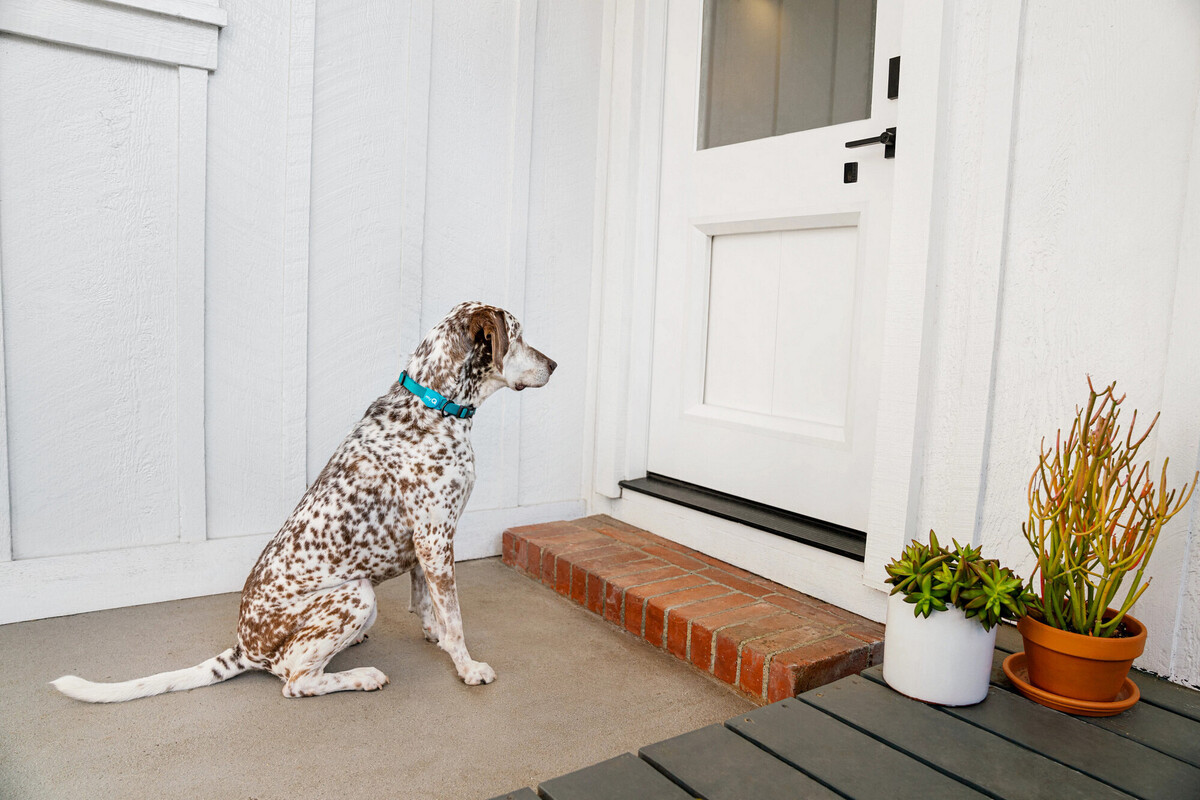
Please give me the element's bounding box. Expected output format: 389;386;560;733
0;558;751;800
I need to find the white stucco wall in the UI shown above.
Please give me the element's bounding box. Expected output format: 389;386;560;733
0;0;602;623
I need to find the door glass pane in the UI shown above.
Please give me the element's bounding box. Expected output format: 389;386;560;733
699;0;877;150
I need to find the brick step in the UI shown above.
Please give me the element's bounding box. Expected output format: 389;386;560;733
501;515;884;704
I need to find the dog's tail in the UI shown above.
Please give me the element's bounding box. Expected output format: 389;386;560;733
50;646;253;703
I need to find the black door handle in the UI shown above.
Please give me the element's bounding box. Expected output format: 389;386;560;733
845;127;896;158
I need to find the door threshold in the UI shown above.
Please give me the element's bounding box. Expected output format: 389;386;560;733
618;473;866;561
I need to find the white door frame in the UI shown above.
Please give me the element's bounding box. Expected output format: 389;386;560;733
583;1;1026;620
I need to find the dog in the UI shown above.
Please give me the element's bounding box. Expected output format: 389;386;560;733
52;302;555;701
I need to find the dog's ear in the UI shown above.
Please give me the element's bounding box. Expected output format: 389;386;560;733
469;307;509;370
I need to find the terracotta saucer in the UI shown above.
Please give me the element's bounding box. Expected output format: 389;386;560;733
1002;652;1139;717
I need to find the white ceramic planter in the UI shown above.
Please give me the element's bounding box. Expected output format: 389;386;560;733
882;592;998;706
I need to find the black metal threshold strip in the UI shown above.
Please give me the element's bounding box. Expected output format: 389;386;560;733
617;473;866;561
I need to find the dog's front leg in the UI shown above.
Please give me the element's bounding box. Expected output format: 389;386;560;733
412;524;495;685
408;562;442;643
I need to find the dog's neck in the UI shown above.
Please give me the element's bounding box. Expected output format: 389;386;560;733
398;324;504;411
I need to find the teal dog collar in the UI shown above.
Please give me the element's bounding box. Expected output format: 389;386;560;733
398;371;477;419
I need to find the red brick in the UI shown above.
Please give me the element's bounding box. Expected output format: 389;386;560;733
599;565;681;624
842;620;886;644
606;565;687;597
699;567;773;598
688;602;780;672
557;544;622;568
525;542;544;578
554;557;572;596
624;594;646;635
585;572;605;614
762;594;847;627
688;552;761;580
626;574;709;602
512;537;528;572
643;584;732;647
539;549;557;586
623;574;708;636
737;623;830;698
530;530;610;551
568;514;640;533
502;531;517;566
538;534;620;561
570;544;637;568
570;564;589;605
579;546;648;567
665;593;757;659
640;544;708;571
713;614;804;685
590;556;666;581
766;635;872;702
593;526;653;547
505;520;581;538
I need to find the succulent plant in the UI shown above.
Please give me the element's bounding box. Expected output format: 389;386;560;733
1024;378;1198;637
885;530;1034;631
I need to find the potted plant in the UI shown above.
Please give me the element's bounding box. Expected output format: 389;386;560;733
883;531;1033;705
1015;378;1197;713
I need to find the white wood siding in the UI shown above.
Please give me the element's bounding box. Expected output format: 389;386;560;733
0;0;599;623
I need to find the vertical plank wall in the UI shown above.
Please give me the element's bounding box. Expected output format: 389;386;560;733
0;0;602;623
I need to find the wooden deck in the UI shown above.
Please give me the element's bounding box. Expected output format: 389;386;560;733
490;626;1200;800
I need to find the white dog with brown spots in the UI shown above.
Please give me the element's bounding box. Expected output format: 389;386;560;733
53;302;555;701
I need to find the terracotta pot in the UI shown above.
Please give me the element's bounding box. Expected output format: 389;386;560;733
1017;611;1146;702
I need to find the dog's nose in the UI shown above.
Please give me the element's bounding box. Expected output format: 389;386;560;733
547;358;557;374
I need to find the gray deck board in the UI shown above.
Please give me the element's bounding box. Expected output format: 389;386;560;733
537;752;691;800
800;674;1132;800
507;634;1200;800
485;790;540;800
1128;671;1200;723
639;723;840;800
985;651;1200;768
862;666;1200;800
725;696;988;800
1086;701;1200;768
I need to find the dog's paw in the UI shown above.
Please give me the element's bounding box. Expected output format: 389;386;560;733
422;623;442;644
350;633;370;647
351;667;390;692
460;660;496;686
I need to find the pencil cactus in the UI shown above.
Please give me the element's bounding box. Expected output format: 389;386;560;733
1023;378;1198;637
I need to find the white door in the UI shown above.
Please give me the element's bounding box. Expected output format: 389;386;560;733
647;0;902;532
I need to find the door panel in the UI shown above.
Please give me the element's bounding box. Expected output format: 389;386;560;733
647;0;901;532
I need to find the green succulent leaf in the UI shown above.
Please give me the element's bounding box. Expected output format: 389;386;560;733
888;530;1031;631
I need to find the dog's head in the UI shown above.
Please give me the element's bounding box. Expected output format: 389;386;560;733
456;303;556;395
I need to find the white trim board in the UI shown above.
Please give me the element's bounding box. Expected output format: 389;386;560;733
0;500;585;624
398;0;434;353
281;0;317;503
0;0;226;71
497;0;539;509
0;534;272;625
586;0;668;500
176;65;210;543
